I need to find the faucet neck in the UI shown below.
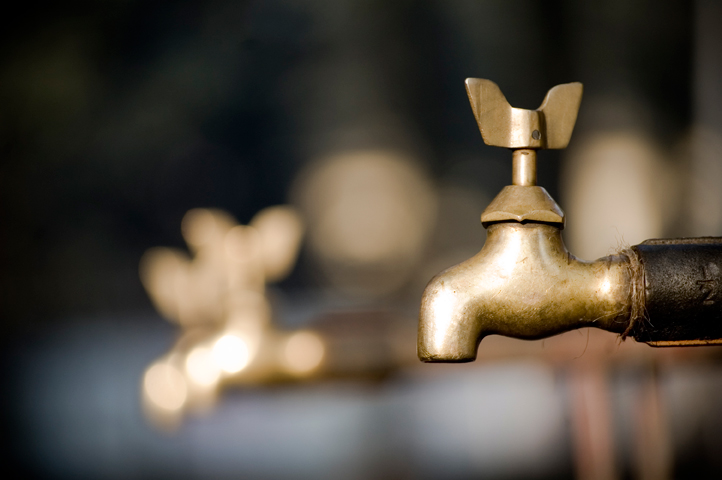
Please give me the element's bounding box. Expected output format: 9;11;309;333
481;147;564;228
511;149;537;186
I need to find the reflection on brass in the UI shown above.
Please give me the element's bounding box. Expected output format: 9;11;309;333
511;149;537;186
419;78;636;362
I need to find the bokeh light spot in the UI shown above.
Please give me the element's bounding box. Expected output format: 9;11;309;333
212;334;251;373
283;331;325;375
185;346;222;387
143;362;188;412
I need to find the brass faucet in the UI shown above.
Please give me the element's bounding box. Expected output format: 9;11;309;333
418;79;722;363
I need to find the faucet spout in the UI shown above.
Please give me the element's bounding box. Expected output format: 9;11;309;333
418;222;632;362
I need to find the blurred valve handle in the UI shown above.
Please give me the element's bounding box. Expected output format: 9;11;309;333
139;205;417;430
139;206;303;327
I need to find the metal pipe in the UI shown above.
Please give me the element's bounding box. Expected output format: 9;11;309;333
627;237;722;346
512;149;537;186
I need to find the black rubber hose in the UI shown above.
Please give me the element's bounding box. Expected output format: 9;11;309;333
630;237;722;346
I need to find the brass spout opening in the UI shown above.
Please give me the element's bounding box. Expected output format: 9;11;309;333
512;149;537;186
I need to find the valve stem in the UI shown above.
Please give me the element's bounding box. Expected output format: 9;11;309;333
512;149;537;186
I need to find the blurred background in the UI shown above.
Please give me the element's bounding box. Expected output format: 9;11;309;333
3;0;722;478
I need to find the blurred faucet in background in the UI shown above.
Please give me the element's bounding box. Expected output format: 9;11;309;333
139;203;417;429
139;205;322;427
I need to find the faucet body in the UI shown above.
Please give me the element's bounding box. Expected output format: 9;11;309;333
419;222;631;362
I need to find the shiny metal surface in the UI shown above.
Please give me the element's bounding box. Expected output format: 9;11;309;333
512;149;537;186
465;78;583;149
481;185;565;226
418;222;632;361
